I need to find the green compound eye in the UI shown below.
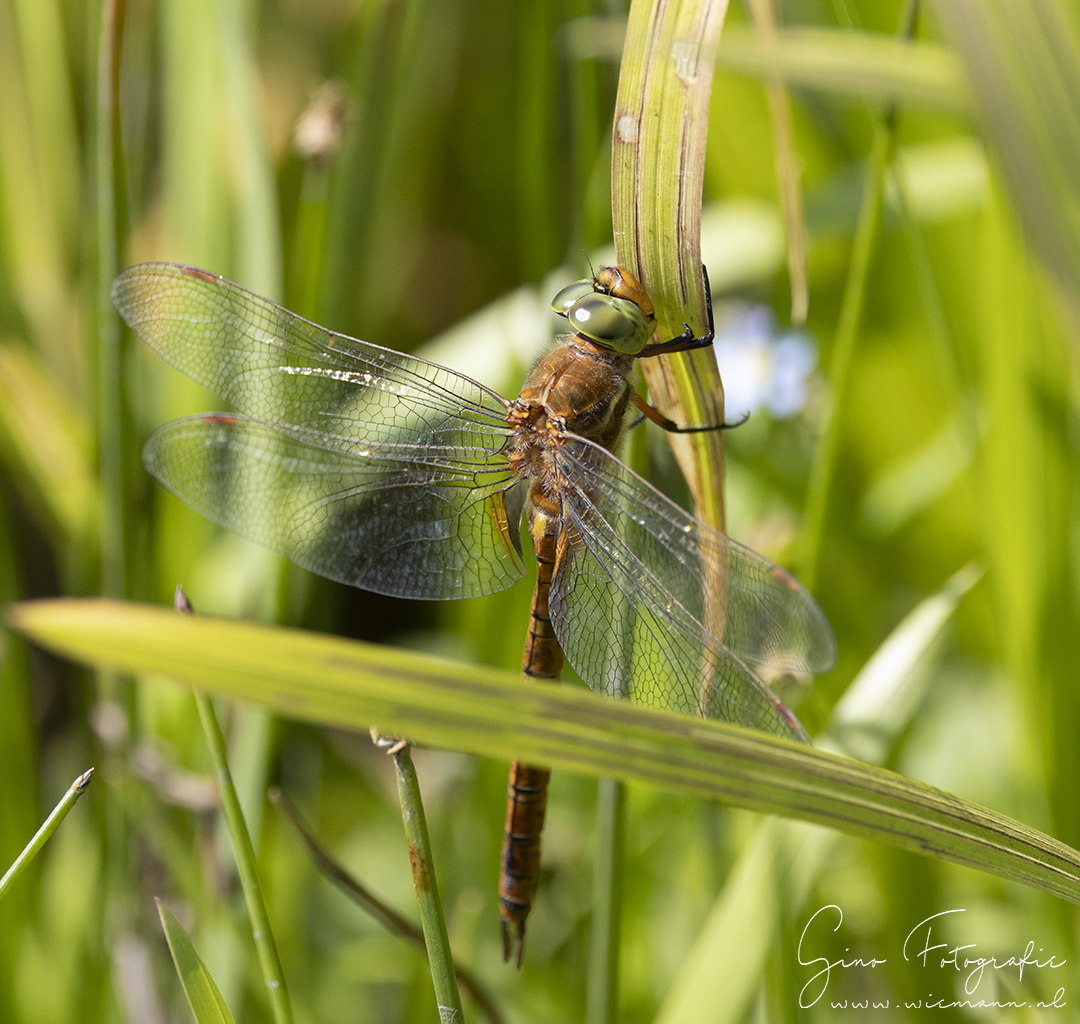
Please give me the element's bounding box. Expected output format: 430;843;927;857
566;294;650;353
550;279;595;316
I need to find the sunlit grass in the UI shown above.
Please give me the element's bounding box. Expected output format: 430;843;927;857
1;0;1080;1021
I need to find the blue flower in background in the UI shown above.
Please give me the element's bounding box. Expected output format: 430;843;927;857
711;305;818;420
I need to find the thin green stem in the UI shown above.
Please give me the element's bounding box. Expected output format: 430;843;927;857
798;0;917;590
96;0;126;600
891;154;980;449
585;777;625;1024
747;0;808;324
798;116;896;592
385;740;463;1024
193;691;294;1024
269;787;505;1024
583;420;643;1022
0;769;93;902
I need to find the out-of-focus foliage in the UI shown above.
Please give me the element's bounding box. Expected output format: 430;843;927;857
1;0;1080;1021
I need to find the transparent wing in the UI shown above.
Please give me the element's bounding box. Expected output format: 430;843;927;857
113;263;513;454
548;436;837;740
145;415;527;600
114;263;527;599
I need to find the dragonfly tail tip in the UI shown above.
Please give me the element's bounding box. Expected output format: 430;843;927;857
500;920;527;968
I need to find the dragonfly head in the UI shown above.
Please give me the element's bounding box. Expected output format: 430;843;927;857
550;266;656;355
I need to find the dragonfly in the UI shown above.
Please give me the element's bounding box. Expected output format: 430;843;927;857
113;262;836;966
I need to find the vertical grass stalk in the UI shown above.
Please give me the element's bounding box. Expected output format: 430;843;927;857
270;788;506;1024
582;404;646;1019
386;739;464;1023
797;115;894;590
585;777;625;1024
193;691;295;1024
798;0;919;589
745;0;808;324
95;0;127;600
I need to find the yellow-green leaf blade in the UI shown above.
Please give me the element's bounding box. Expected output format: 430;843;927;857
8;598;1080;909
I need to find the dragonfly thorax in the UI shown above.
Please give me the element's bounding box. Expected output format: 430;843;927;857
509;341;634;455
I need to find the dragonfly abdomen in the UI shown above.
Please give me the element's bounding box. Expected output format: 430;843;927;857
521;498;564;680
500;764;551;966
499;495;565;965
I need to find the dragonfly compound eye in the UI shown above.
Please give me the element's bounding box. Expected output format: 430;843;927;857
566;293;651;354
550;279;596;317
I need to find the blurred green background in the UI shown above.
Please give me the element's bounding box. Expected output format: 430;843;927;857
2;0;1080;1020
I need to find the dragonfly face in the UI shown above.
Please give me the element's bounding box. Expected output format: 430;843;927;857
113;262;837;965
550;266;655;354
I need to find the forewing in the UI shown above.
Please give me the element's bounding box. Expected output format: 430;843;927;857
548;437;837;740
113;263;513;455
145;415;527;600
556;437;836;672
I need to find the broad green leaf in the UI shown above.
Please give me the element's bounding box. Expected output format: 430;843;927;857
156;900;238;1024
10;598;1080;908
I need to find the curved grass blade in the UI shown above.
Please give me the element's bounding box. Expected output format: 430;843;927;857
611;0;728;530
9;598;1080;909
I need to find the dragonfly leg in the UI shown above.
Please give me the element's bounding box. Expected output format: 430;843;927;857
639;265;716;357
631;392;750;434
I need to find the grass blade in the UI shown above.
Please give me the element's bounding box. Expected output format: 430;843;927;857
0;769;94;902
585;777;624;1024
0;342;97;544
192;688;294;1024
797;108;895;590
612;0;728;530
96;0;127;598
9;597;1080;908
745;0;808;324
933;0;1080;337
156;900;238;1024
379;738;463;1023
